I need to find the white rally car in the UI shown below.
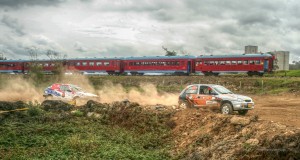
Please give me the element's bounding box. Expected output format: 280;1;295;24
43;83;98;101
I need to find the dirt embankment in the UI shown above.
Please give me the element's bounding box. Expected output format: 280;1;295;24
171;108;300;160
0;100;299;160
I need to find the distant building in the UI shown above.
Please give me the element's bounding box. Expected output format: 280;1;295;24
267;51;289;71
245;45;258;54
0;53;6;60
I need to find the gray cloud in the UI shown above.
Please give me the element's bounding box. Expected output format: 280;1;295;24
74;42;88;52
0;0;66;8
0;0;299;62
1;15;25;36
237;12;281;26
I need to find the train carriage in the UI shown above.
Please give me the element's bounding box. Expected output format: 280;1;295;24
0;53;275;76
0;60;26;74
123;56;195;75
195;53;274;76
66;58;123;75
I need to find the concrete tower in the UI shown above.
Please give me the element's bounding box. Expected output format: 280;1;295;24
245;45;258;54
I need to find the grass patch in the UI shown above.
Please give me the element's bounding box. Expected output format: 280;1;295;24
0;102;173;159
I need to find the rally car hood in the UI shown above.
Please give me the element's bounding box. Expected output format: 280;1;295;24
217;94;252;101
76;91;98;98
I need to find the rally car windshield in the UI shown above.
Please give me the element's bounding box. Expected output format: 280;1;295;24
213;86;233;94
70;85;83;92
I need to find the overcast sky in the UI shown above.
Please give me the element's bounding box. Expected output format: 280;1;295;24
0;0;299;62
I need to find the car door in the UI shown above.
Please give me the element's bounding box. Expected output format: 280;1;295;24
193;85;218;107
60;85;73;99
180;85;199;102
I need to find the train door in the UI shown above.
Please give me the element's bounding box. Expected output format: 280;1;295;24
120;61;125;74
264;59;269;72
21;62;25;74
187;61;191;74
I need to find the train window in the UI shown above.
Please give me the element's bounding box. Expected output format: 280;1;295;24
209;61;214;65
220;61;225;65
244;60;249;65
226;61;231;65
104;62;110;66
89;62;94;66
176;61;180;66
196;61;202;65
96;62;102;66
76;62;81;66
82;62;87;66
249;60;254;64
237;61;242;65
231;61;237;65
255;60;260;65
204;61;208;65
214;61;219;65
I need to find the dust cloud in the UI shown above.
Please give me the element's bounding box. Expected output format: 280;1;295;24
97;82;178;105
0;75;179;106
0;77;43;102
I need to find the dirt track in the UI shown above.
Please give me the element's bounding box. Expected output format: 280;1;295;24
249;94;300;128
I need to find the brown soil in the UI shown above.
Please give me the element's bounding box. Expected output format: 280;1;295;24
249;94;300;128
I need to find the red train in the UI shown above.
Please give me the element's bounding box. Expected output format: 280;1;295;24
0;53;274;76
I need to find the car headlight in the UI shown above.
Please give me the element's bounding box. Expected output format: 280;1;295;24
237;98;243;102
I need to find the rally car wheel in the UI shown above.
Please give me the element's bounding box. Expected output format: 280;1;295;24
179;101;190;109
221;103;233;115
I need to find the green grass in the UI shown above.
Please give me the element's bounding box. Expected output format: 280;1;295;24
266;70;300;77
0;111;172;159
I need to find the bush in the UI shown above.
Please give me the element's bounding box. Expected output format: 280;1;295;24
27;101;44;117
27;107;43;117
72;110;84;117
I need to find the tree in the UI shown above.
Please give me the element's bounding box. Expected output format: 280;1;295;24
26;46;44;86
46;49;67;75
162;46;177;56
27;46;39;61
290;61;300;70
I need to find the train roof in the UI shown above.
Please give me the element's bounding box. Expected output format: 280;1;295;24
0;57;122;62
123;55;196;60
0;53;273;62
0;59;27;62
67;57;122;61
196;53;273;59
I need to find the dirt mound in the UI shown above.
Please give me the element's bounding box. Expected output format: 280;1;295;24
78;100;175;132
0;101;28;120
41;100;74;112
0;101;27;111
171;108;300;160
